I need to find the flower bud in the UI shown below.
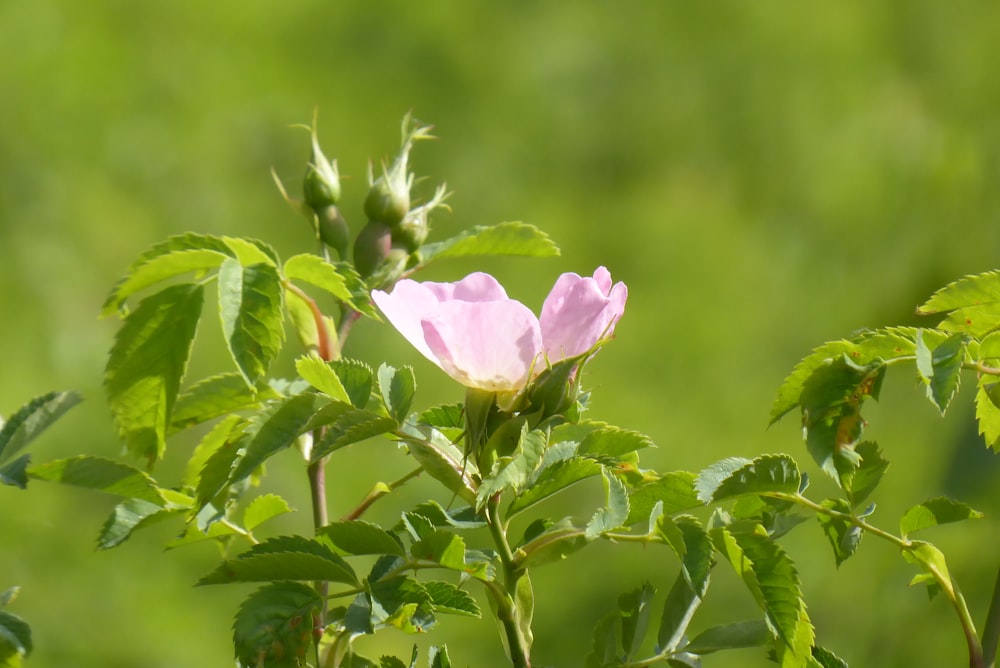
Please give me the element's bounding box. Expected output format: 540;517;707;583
315;204;349;260
392;183;449;253
352;220;392;278
302;121;341;211
363;113;434;226
525;355;584;421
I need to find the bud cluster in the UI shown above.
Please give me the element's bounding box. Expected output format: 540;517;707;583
275;113;450;288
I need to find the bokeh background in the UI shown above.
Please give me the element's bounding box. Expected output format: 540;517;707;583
3;2;1000;666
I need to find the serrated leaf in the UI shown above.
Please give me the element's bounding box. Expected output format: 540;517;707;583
976;384;1000;451
198;535;357;585
329;359;375;409
665;516;714;596
417;404;464;430
657;569;704;654
194;429;244;511
0;391;82;464
419;222;559;265
98;498;179;550
230;393;330;483
29;456;166;505
586;469;630;538
577;426;653;459
696;455;800;504
102;233;235;317
507;456;603;518
0;456;30;490
319;520;405;556
685;619;770;654
816;498;862;567
428;645;452;668
0;610;31;661
308;408;397;462
810;645;849;668
295;354;352;404
243;494;294;531
422;581;481;618
378;364;416;422
902;540;954;600
841;441;888;508
917;269;1000;337
182;415;242;492
900;497;983;538
223;237;279;267
104;283;204;461
711;526;814;663
407;501;485;531
233;582;321;668
619;583;656;660
170;373;278;433
915;330;967;415
399;424;478;504
626;472;702;525
218;259;285;386
476;427;546;509
283;253;354;302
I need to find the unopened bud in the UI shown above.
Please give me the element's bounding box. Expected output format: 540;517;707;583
315;204;349;260
302;118;341;211
363;113;434;226
352;220;392;278
392;183;450;253
526;355;584;421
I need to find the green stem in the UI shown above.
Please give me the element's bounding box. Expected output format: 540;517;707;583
485;497;532;668
339;467;423;521
982;563;1000;668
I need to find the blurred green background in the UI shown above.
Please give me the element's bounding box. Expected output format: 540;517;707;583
3;1;1000;666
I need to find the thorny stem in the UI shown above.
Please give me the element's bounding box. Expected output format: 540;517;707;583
768;492;986;668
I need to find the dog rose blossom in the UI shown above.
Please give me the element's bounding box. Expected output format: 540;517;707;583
371;268;627;393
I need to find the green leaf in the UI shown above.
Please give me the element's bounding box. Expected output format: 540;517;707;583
507;457;603;518
198;535;357;586
696;455;800;504
419;222;559;265
810;645;849;668
230;393;330;483
840;441;888;508
182;415;243;492
170;373;278;433
218;259;285;386
0;610;31;662
917;269;1000;337
417;404;464;430
102;233;235;317
29;456;166;505
104;283;204;461
233;582;321;668
410;530;467;571
711;526;814;663
685;619;770;655
900;497;983;538
243;494;294;531
816;498;863;567
577;426;653;458
586;469;630;538
98;498;180;550
0;391;82;464
283;253;354;302
0;456;31;490
329;359;375;409
476;426;546;509
378;364;416;422
428;645;452;668
902;540;954;600
662;516;714;596
915;330;967;415
657;569;704;654
626;472;701;524
619;583;656;660
223;237;279;267
308;407;397;462
319;520;405;556
422;581;481;618
407;501;485;531
516;522;588;570
0;588;19;609
296;354;352;404
399;424;478;504
976;384;1000;451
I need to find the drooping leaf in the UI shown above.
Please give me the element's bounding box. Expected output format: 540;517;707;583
193;426;244;511
507;457;603;518
170;373;278;433
181;415;243;492
319;520;405;557
899;497;983;538
283;253;354;302
685;619;770;655
661;516;714;596
233;581;321;668
586;468;630;538
915;330;967;415
902;540;954;600
419;222;559;265
102;233;235;317
29;456;166;505
816;498;863;567
0;391;82;464
243;494;294;531
916;269;1000;337
840;441;888;508
399;424;477;504
295;354;352;404
218;259;285;386
657;569;704;655
104;283;204;461
198;535;357;586
975;384;1000;451
229;393;330;484
695;455;800;504
619;582;656;660
377;365;416;423
428;645;452;668
626;472;702;524
711;526;814;663
98;498;180;550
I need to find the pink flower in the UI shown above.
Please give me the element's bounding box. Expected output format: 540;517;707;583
371;268;627;392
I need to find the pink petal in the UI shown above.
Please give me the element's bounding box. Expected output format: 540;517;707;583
421;300;542;391
540;267;628;361
424;272;508;303
371;280;442;362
